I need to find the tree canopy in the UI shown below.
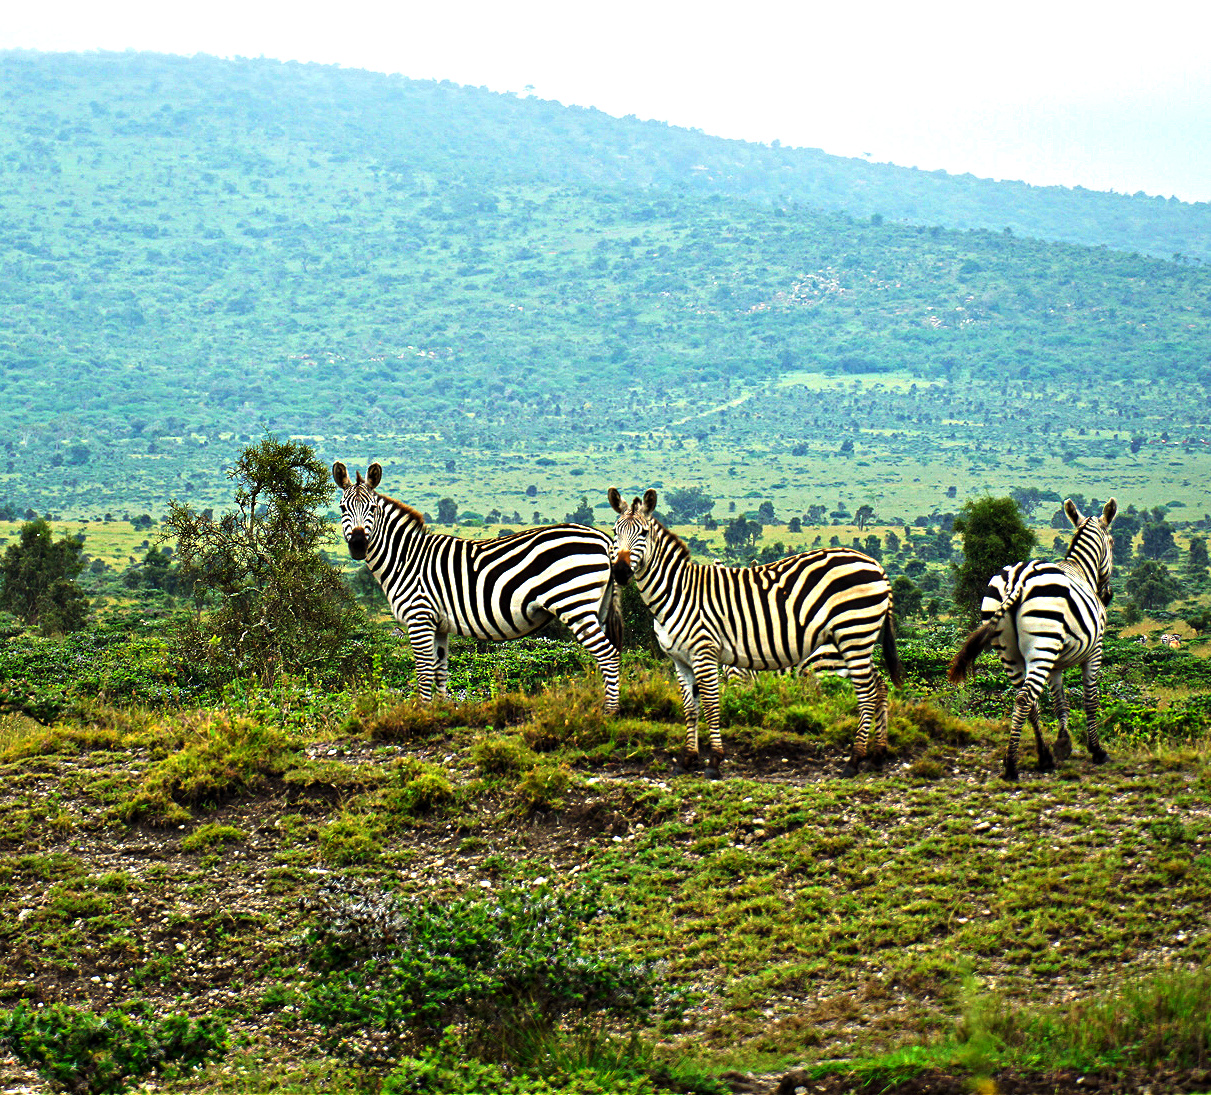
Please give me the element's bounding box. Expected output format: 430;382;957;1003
163;436;359;682
0;519;88;635
952;497;1038;623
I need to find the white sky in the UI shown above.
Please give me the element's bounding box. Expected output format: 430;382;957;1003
6;0;1211;203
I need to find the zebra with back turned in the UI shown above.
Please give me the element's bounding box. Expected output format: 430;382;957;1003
609;488;903;777
335;463;622;711
948;498;1117;781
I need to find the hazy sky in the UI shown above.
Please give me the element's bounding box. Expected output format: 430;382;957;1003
6;0;1211;203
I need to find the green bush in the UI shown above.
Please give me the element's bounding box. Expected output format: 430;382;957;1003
0;1000;226;1095
300;880;655;1066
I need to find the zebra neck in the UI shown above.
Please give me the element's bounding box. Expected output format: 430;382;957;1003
633;527;689;618
1058;554;1100;593
1062;534;1106;591
366;508;426;576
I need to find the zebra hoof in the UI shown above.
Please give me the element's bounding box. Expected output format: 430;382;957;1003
1001;765;1020;783
1091;747;1109;766
1053;736;1073;761
1037;751;1056;773
703;766;723;780
841;760;860;778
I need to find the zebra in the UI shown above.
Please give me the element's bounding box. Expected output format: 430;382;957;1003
947;498;1117;782
335;462;623;711
609;487;903;777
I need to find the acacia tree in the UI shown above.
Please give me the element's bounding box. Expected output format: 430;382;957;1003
952;496;1037;624
0;519;88;634
163;435;359;682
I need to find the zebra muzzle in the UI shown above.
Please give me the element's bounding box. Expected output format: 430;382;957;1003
612;557;634;586
348;529;368;560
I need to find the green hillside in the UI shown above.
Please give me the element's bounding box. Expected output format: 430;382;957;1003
1;50;1210;521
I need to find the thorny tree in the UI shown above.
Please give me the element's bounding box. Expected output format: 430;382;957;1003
163;435;359;682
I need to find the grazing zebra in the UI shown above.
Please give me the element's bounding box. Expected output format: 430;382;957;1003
335;463;623;711
948;498;1117;781
609;488;903;777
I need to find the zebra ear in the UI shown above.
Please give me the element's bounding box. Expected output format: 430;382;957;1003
608;487;627;514
367;463;383;489
1100;498;1118;527
641;489;658;516
1064;499;1084;527
332;462;352;490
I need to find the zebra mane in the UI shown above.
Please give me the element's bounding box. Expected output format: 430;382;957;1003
651;516;692;563
1063;518;1101;561
378;492;428;529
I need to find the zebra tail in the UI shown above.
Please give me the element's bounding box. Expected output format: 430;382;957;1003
947;621;996;685
883;616;905;689
605;579;624;652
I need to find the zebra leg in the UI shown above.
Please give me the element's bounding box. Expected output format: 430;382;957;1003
1004;681;1043;782
433;633;450;698
692;650;725;778
568;617;621;715
1050;669;1072;762
1029;695;1054;773
670;659;701;772
1081;659;1109;765
409;624;438;702
842;670;880;778
871;673;890;764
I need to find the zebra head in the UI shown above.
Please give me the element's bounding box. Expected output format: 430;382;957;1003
608;487;657;585
1064;497;1117;606
333;461;384;562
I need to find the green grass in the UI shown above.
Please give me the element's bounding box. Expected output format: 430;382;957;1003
1;632;1209;1092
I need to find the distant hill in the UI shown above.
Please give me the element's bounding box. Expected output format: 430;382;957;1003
1;49;1209;520
4;50;1209;261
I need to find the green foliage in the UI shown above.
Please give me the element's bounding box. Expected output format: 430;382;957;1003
113;714;295;824
300;879;655;1065
163;435;360;683
722;517;761;560
0;519;88;634
659;488;715;525
1125;559;1181;610
381;1027;728;1094
0;1000;225;1095
952;497;1038;623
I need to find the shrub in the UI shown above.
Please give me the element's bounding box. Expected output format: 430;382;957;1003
0;1000;226;1095
300;879;655;1066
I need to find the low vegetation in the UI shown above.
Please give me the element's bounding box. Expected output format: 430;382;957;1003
1;615;1209;1093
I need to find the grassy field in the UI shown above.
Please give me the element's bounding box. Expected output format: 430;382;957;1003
1;629;1210;1094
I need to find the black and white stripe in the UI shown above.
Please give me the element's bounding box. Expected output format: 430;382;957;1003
336;463;622;711
948;498;1117;781
609;488;903;777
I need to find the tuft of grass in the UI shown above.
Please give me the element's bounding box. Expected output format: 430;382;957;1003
366;696;492;740
112;714;294;825
514;762;574;813
471;733;539;781
816;964;1211;1086
180;823;248;853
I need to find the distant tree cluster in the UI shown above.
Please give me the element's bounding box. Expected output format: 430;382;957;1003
0;519;89;635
